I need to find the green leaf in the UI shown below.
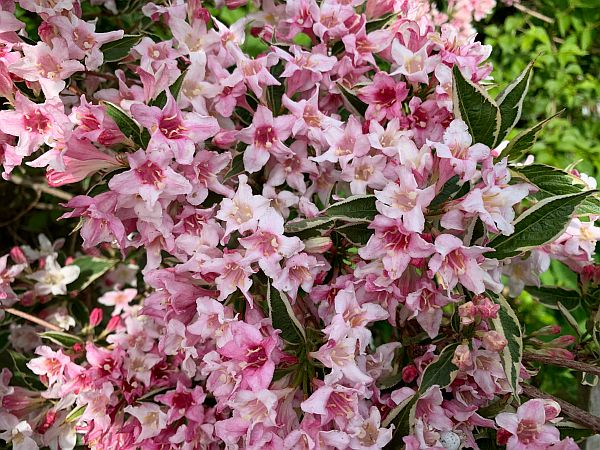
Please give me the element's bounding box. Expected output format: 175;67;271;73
383;397;417;446
65;405;86;423
524;285;581;310
557;301;581;336
499;111;563;161
39;331;83;348
333;222;374;246
324;195;377;221
284;217;335;238
101;35;141;62
151;69;188;109
556;421;595;442
490;294;523;400
511;164;600;215
366;13;396;32
452;65;502;148
69;256;117;291
337;83;368;117
488;191;595;260
496;60;534;140
376;371;404;390
430;175;462;208
418;343;460;393
224;152;245;180
267;62;285;116
102;101;146;149
267;281;306;344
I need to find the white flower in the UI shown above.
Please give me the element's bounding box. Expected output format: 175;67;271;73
27;256;80;296
0;413;38;450
124;403;167;443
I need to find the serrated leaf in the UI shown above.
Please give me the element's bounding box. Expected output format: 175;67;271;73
101;35;141;62
267;281;305;344
337;83;368;117
324;195;377;220
69;256;117;291
102;101;146;148
452;65;502;148
334;222;374;246
525;285;580;310
419;343;459;393
499;111;563;161
488;191;595;260
151;69;188;109
512;164;600;215
496;60;534;140
40;331;83;348
490;294;523;400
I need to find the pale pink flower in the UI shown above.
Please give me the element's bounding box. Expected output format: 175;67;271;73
27;346;73;385
495;399;561;450
124;403;168;443
98;288;137;316
391;42;440;84
358;72;408;121
237;106;295;173
9;38;84;98
27;255;80;296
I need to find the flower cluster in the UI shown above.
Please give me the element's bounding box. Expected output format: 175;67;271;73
0;0;595;449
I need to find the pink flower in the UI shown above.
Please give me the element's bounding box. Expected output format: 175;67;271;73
108;148;192;210
216;174;271;238
311;337;372;384
131;93;219;164
358;72;408;121
0;92;71;159
201;250;255;302
313;116;370;164
46;138;121;187
428;234;491;294
98;288;137;316
403;282;453;338
495;399;561;450
273;252;322;300
9;38;84;98
274;45;337;95
391;42;440;84
230;48;280;98
48;15;124;70
434;119;491;182
359;216;435;280
27;346;73;385
375;167;436;233
124;403;168;443
300;376;360;428
237;105;295;173
219;321;278;390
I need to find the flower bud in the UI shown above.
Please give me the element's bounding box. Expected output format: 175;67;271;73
303;237;332;254
89;308;103;327
458;301;476;325
106;315;121;333
401;364;418;383
10;246;27;264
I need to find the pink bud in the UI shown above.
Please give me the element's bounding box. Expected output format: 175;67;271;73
213;130;236;148
532;325;561;336
402;365;418;383
89;308;103;327
547;335;576;348
303;237;332;254
106;315;121;333
10;246;27;264
225;0;248;9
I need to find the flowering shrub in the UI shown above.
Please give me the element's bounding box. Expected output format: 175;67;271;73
0;0;599;449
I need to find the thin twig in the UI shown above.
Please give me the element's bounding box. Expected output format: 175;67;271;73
523;352;600;376
8;175;73;201
514;3;554;24
5;308;63;332
521;384;600;433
